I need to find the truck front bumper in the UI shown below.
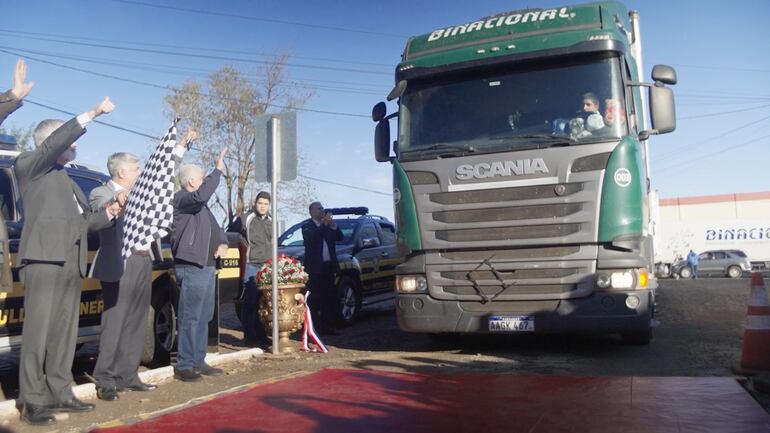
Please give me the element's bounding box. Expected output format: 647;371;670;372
396;290;652;334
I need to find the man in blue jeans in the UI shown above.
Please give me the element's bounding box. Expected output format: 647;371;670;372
171;148;229;382
687;249;699;279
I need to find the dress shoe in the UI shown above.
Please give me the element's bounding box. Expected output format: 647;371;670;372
117;382;157;392
49;397;95;412
97;386;119;401
20;404;55;426
194;363;224;377
174;368;202;382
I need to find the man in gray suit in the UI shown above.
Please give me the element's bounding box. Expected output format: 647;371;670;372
90;131;192;401
14;96;119;426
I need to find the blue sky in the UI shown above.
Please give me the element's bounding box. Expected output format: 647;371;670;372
2;0;769;227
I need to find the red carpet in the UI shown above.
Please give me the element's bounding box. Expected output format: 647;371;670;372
94;368;770;433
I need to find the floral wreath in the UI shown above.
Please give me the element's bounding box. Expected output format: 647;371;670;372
256;254;308;286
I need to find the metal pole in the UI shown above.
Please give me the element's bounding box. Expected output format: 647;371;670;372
270;116;280;355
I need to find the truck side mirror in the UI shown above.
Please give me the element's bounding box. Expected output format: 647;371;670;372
649;84;676;135
374;120;391;162
652;64;677;85
372;101;387;122
360;237;380;249
639;65;677;140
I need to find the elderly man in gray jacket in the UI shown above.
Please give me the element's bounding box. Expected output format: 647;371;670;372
171;148;229;382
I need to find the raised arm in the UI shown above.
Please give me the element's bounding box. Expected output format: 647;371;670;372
14;97;114;181
0;59;34;126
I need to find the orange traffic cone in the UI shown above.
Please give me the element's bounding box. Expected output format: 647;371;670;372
736;272;770;374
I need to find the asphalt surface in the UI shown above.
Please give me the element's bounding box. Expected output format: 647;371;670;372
0;276;765;432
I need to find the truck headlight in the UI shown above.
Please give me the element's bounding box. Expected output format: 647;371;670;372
396;275;428;293
610;271;634;289
596;269;648;290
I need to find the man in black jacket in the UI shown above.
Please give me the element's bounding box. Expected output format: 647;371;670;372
302;201;343;334
232;191;271;346
171;149;229;382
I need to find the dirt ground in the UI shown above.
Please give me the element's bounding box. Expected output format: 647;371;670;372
1;277;766;432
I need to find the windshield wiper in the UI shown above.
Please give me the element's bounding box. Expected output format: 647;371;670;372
418;143;476;152
489;133;577;146
403;143;477;157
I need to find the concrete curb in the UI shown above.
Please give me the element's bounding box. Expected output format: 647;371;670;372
0;347;264;421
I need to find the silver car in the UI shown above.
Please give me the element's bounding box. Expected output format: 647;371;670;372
673;249;752;279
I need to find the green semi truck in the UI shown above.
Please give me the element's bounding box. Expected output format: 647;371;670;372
372;2;676;344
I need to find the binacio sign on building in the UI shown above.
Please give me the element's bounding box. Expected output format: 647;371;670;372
427;8;577;42
705;226;770;242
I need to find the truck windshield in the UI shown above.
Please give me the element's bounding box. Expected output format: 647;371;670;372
398;54;628;158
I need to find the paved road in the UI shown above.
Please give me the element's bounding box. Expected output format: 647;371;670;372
0;277;762;432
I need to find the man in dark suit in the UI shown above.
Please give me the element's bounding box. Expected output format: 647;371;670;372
302;201;343;334
14;95;119;426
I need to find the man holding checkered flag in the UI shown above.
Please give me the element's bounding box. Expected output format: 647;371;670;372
89;124;195;401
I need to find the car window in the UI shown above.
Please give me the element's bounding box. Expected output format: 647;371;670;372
713;252;726;260
699;253;710;260
729;250;747;258
336;220;357;243
359;222;378;241
0;168;16;221
379;223;397;246
71;175;103;200
278;219;358;247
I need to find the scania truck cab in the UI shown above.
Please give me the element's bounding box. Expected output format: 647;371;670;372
372;2;676;344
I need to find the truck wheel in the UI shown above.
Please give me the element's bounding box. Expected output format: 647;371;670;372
141;291;176;366
727;266;742;279
336;276;362;326
678;266;692;279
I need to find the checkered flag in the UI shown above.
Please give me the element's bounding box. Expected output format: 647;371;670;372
121;120;179;259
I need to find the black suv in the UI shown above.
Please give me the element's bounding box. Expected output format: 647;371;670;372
275;207;404;325
0;137;181;364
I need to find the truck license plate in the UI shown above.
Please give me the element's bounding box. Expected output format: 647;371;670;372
488;316;535;332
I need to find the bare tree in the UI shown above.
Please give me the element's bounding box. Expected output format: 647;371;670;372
164;55;315;224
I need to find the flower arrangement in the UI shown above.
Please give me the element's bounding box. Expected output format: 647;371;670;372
256;254;308;286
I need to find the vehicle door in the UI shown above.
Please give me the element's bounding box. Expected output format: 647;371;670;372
352;221;388;294
376;222;402;290
0;166;22;347
709;251;729;274
698;252;715;274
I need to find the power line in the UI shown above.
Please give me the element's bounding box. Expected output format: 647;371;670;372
0;28;395;68
0;33;390;76
0;48;371;118
299;175;390;196
25;99;158;139
5;46;385;96
110;0;408;39
654;133;770;175
0;36;392;91
679;104;770;120
654;113;770;161
674;64;770;74
24;98;391;196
